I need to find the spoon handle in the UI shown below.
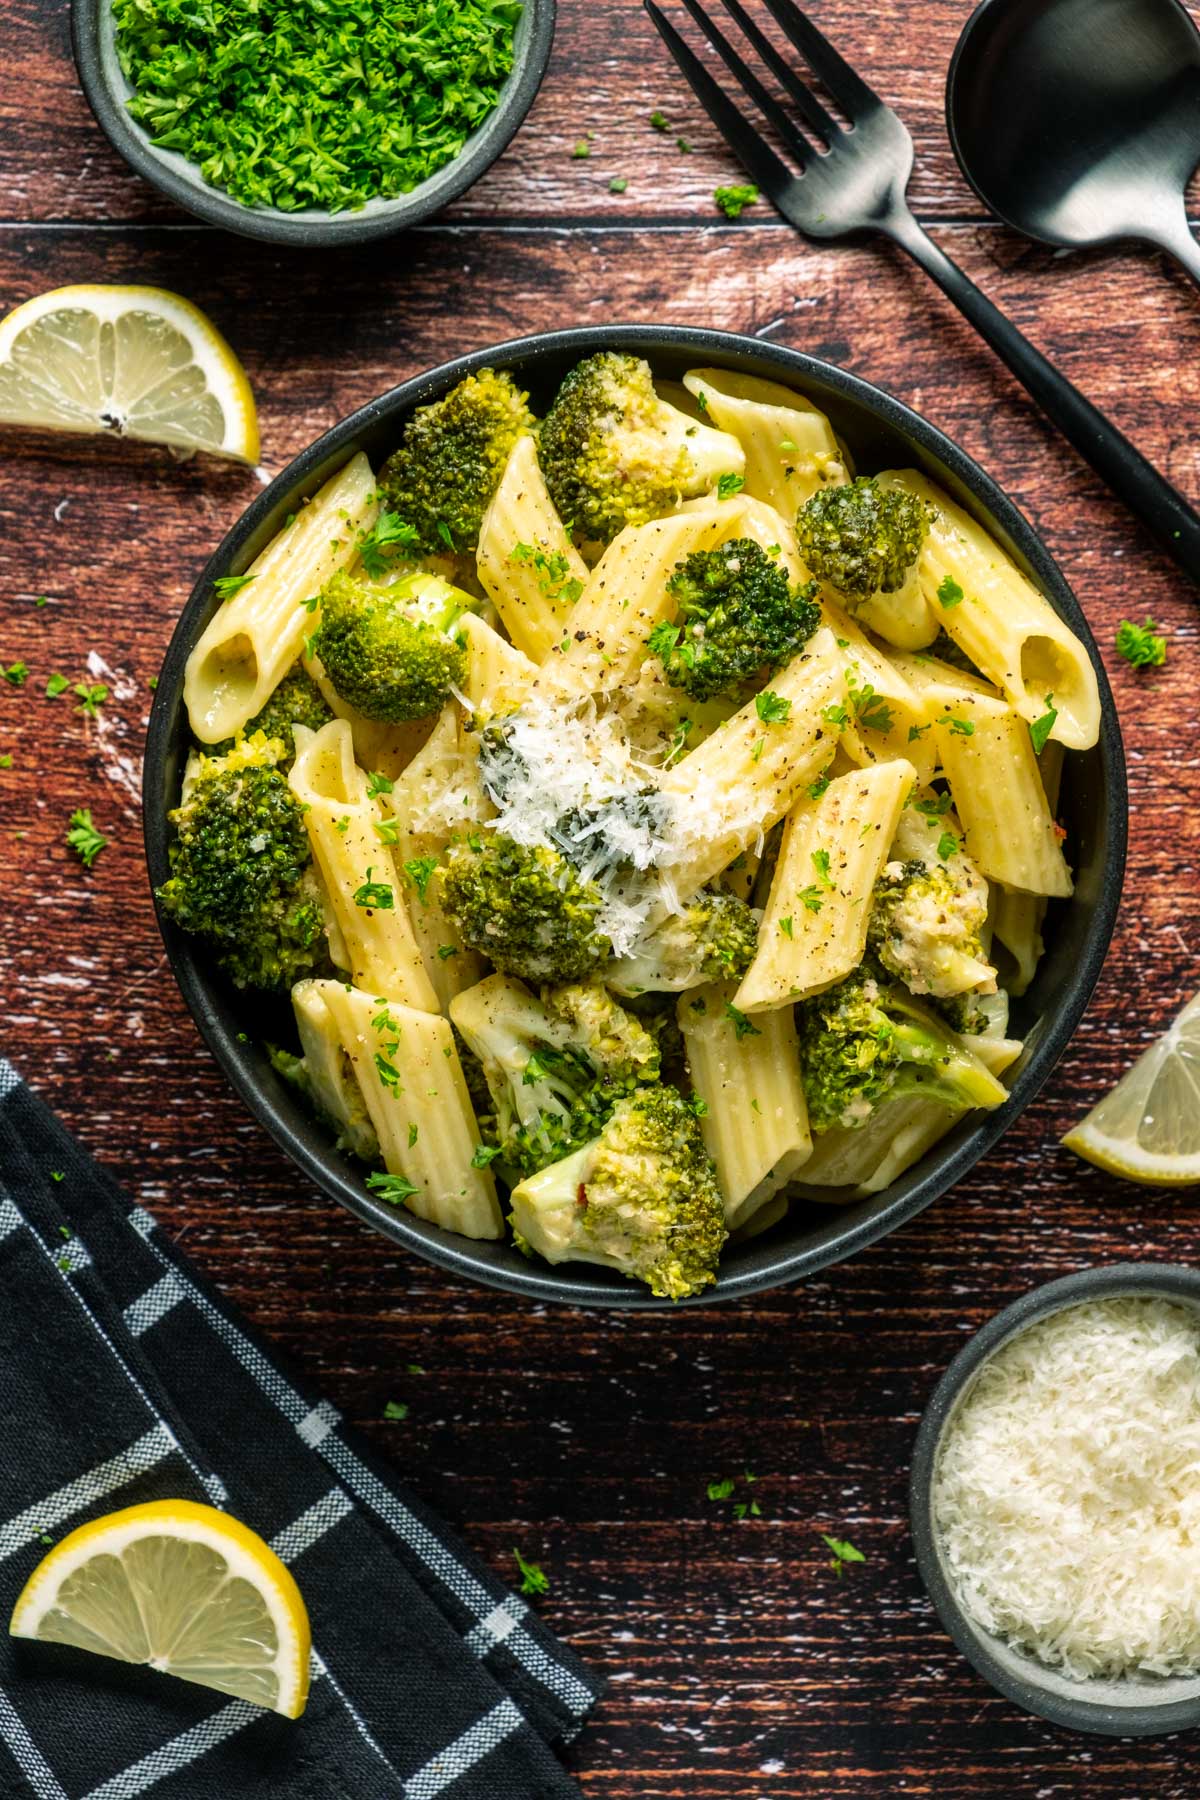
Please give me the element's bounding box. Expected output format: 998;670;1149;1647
883;206;1200;584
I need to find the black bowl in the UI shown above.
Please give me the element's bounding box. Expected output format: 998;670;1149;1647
71;0;554;246
143;325;1127;1306
910;1264;1200;1735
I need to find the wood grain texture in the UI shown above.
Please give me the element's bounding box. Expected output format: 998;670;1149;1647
2;0;1200;1790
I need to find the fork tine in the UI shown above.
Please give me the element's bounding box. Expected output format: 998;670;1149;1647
676;0;813;166
644;0;796;201
759;0;880;117
715;0;839;142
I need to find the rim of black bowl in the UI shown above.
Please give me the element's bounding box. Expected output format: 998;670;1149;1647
910;1262;1200;1736
143;324;1127;1307
70;0;555;246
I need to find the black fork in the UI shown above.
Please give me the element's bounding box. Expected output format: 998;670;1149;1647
646;0;1200;586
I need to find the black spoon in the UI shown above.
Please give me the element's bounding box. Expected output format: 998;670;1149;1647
947;0;1200;282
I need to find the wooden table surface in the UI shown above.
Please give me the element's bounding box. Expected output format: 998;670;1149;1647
2;0;1199;1791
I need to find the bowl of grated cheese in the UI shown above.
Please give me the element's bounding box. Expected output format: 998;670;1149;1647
911;1263;1200;1735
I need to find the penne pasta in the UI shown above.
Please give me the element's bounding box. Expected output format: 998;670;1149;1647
476;435;589;662
678;980;811;1226
917;680;1073;897
682;367;849;512
289;719;439;1010
459;611;540;719
735;760;916;1010
289;979;381;1162
315;981;504;1240
820;600;938;785
186;452;377;744
792;1093;964;1196
878;469;1101;750
657;627;846;899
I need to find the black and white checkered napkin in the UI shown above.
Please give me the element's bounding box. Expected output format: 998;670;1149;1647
0;1059;603;1799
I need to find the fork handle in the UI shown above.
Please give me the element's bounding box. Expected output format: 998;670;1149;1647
883;206;1200;584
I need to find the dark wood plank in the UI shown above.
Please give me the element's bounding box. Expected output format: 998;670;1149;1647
3;15;1200;1794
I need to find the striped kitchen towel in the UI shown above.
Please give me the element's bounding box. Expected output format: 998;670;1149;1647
0;1059;603;1799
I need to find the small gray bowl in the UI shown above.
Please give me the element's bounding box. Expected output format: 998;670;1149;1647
911;1262;1200;1736
70;0;554;245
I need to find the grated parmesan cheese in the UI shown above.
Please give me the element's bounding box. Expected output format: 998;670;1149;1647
933;1296;1200;1680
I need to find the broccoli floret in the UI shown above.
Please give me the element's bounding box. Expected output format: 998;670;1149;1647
212;663;332;765
608;892;759;994
313;570;473;723
450;974;659;1176
648;538;821;701
158;734;329;992
508;1084;727;1299
796;476;927;601
377;368;536;555
538;351;743;547
437;833;610;983
867;856;995;1000
797;965;1008;1133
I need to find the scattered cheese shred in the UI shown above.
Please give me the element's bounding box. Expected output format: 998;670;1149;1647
933;1296;1200;1680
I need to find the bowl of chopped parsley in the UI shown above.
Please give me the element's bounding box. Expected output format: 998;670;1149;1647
71;0;554;243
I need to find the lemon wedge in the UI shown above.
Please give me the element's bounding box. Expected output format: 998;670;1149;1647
9;1499;310;1717
0;285;258;462
1062;988;1200;1186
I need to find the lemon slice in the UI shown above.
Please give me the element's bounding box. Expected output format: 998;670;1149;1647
9;1499;310;1717
1062;989;1200;1186
0;285;258;462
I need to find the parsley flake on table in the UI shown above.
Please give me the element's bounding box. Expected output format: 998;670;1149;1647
0;753;11;770
112;0;523;215
714;183;759;219
821;1532;866;1576
45;673;69;697
65;808;108;869
650;109;670;130
3;661;28;686
609;176;629;193
74;682;108;718
382;1400;409;1423
512;1548;550;1597
1115;616;1168;669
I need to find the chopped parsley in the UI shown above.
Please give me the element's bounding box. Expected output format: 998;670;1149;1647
512;1548;549;1597
846;674;894;735
822;701;849;729
3;661;29;686
907;722;931;743
367;1171;418;1205
366;771;394;799
382;1400;409;1422
798;885;824;914
714;183;759;219
724;1002;760;1040
1115;616;1167;669
755;689;790;724
74;682;108;718
471;1143;501;1168
807;770;831;800
0;753;10;769
1028;694;1058;755
716;471;746;500
65;808;108;869
665;716;694;768
571;137;592;159
374;817;401;846
946;715;975;736
821;1532;865;1576
45;673;70;697
936;830;959;860
650;108;670;130
609;176;628;194
403;856;439;903
511;542;583;605
708;1470;761;1519
354;868;395;910
811;848;833;888
358;511;419;578
213;573;255;600
936;575;964;608
113;0;524;214
778;915;794;938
